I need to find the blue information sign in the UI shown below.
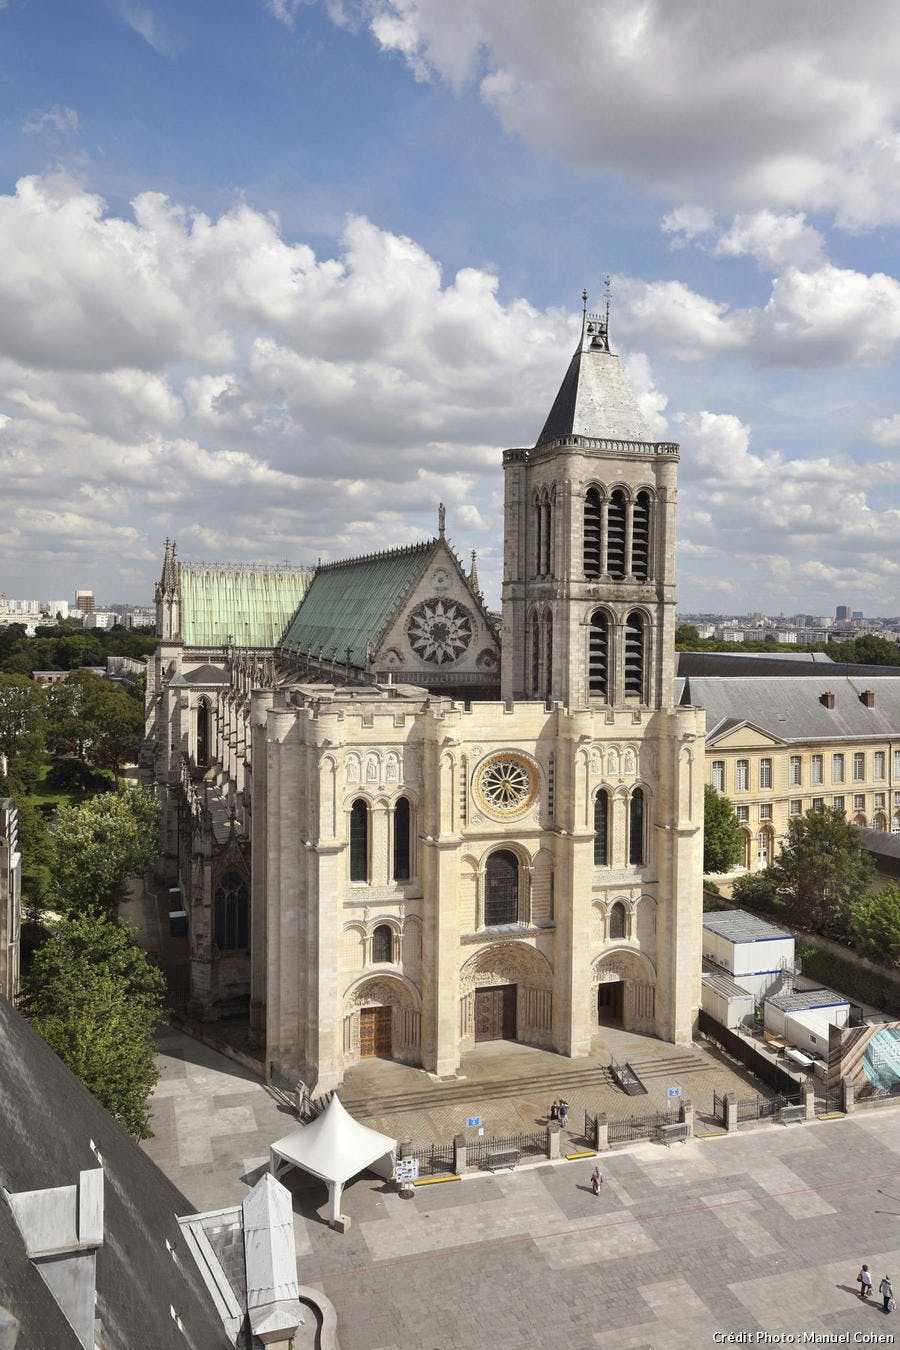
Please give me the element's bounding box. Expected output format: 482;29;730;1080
667;1086;681;1099
466;1116;482;1127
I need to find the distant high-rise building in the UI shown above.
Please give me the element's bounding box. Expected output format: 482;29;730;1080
852;611;863;622
835;605;851;622
75;589;94;615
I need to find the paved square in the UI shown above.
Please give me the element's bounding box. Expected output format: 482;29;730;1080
143;1028;900;1350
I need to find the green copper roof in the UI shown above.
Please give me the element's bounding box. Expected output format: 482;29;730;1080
180;564;313;648
280;542;432;667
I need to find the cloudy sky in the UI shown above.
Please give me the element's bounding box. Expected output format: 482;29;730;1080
2;1;900;614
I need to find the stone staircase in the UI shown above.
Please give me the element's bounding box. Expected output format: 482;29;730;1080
340;1047;708;1119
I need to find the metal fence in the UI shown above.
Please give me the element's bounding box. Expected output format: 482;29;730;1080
467;1132;547;1169
855;1081;900;1109
607;1110;680;1144
409;1144;457;1177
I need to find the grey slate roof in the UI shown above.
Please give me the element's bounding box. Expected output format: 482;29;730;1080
767;988;848;1011
702;909;791;943
683;675;900;742
536;323;654;445
0;997;229;1350
701;964;756;999
676;650;900;679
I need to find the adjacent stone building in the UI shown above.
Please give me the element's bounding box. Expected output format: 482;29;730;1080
144;301;706;1094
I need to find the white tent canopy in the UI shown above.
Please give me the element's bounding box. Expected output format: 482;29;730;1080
269;1095;397;1226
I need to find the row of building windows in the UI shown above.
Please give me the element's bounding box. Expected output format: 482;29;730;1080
711;749;899;794
349;797;412;884
736;791;900;823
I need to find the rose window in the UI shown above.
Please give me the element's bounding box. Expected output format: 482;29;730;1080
473;753;538;817
406;598;474;665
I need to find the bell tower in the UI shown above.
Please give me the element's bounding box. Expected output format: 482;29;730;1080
501;291;680;712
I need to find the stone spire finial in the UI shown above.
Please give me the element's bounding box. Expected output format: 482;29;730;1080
160;537;178;592
438;502;446;538
469;549;481;596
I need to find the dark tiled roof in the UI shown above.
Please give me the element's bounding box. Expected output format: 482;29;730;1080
0;998;230;1349
677;650;900;679
685;675;900;742
536;343;654;446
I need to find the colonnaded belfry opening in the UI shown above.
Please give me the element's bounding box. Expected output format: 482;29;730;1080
142;292;705;1095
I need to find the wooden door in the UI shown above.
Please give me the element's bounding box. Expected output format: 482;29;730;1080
359;1005;392;1058
475;985;517;1042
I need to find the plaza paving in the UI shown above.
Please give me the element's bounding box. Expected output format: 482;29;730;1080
143;1028;900;1350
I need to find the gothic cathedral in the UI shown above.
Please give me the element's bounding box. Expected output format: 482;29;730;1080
144;301;705;1095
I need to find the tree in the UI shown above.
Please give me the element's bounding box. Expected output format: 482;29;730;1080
850;884;900;968
10;791;54;917
675;624;701;647
52;787;159;914
731;866;781;914
703;784;744;873
771;806;875;936
24;910;165;1138
87;683;145;782
0;675;46;786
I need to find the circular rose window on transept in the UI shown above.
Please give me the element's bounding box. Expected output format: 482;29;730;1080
406;597;474;665
472;752;539;818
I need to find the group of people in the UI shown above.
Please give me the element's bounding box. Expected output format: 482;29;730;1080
858;1265;894;1313
549;1099;569;1128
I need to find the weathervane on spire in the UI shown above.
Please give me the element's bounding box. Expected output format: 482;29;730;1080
605;273;611;330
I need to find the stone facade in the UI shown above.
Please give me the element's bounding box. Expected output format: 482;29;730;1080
144;301;707;1089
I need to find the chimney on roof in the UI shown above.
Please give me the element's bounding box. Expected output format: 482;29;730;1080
820;691;835;709
860;689;875;708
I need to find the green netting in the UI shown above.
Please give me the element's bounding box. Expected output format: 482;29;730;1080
280;544;431;667
180;565;313;648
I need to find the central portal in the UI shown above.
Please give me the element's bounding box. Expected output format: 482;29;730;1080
475;984;517;1042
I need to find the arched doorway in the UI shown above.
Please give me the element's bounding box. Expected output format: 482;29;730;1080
459;943;554;1050
344;975;422;1068
591;950;657;1035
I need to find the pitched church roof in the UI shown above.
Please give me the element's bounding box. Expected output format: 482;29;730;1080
536;295;655;446
0;997;229;1349
279;540;433;668
178;561;314;648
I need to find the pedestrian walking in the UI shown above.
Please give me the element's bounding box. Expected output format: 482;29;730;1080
879;1275;894;1314
549;1100;559;1122
591;1166;602;1196
857;1265;872;1299
559;1098;569;1128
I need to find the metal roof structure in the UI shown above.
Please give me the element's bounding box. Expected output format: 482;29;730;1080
702;909;791;943
701;963;756;1000
179;562;314;649
767;988;848;1012
684;674;900;742
279;541;433;669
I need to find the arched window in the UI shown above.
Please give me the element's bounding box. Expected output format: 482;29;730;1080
214;872;249;951
349;799;369;882
874;812;887;831
534;498;543;575
588;611;609;698
542;498;552;575
484;849;519;926
593;790;609;865
542;612;553;700
530;611;541;696
609;901;626;940
372;923;393;963
584;488;602;577
629;788;645;866
607;490;627;580
196;701;210;768
393;796;411;881
632;491;651;580
624;612;645;699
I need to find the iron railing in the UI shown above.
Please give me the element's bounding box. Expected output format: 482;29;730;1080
607;1110;679;1143
409;1144;456;1177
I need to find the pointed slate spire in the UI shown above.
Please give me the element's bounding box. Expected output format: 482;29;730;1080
160;538;178;594
535;287;651;446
